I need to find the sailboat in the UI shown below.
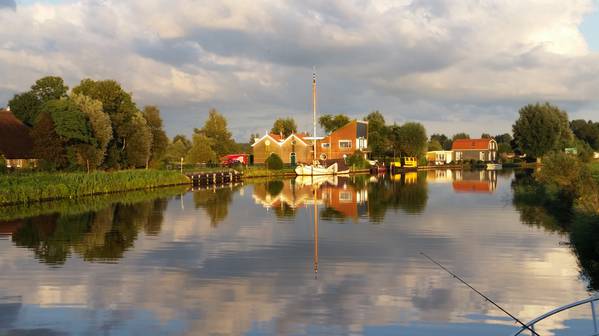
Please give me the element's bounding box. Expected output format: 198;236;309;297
295;71;346;176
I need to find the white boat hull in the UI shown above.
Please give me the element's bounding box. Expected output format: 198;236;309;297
486;163;503;170
295;162;340;175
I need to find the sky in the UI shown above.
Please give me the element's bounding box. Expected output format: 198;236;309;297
1;0;598;141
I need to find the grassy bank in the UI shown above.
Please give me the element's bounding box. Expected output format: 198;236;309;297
591;161;599;182
0;185;189;221
0;170;190;205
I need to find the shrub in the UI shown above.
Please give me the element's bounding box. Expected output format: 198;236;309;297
346;151;370;169
265;153;284;170
536;152;595;201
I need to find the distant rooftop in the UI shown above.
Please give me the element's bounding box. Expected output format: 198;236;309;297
0;109;35;159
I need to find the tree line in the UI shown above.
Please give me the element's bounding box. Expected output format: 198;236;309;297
9;76;168;170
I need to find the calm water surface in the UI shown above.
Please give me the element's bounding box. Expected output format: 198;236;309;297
0;170;596;335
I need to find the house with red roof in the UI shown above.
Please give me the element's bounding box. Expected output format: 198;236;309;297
0;108;37;168
452;138;498;162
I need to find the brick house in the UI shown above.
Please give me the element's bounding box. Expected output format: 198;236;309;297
251;133;312;164
0;108;37;168
315;120;368;161
452;138;498;162
251;120;369;164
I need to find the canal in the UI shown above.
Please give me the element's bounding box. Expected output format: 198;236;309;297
0;170;596;335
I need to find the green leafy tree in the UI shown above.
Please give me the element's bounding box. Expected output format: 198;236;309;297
513;103;573;162
71;93;112;167
166;135;192;163
31;76;68;102
123;113;152;168
397;122;428;157
430;133;452;150
319;114;350;133
186;133;217;164
41;98;98;169
45;99;93;144
249;133;261;145
494;133;513;144
271;117;297;137
8;91;41;126
8;76;69;126
571;119;599;150
31;112;68;169
143;106;169;167
364;111;390;158
72;79;149;169
452;133;470;141
196;108;236;156
427;140;442;151
481;133;492;139
173;134;192;149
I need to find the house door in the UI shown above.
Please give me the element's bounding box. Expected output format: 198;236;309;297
290;152;296;167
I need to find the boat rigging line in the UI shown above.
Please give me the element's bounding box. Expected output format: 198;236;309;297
420;252;541;336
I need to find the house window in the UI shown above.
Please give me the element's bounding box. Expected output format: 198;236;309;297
339;191;352;203
339;140;352;149
321;143;330;148
357;138;367;150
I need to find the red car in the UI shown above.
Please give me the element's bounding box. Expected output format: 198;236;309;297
221;154;249;167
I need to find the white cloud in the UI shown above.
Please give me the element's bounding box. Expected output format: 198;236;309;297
0;0;598;139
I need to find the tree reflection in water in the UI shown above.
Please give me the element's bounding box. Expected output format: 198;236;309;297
193;184;242;227
4;187;184;265
511;170;599;290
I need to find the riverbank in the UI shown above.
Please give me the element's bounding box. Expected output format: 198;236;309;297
0;170;190;205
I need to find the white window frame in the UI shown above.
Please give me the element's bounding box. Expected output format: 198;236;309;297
339;191;353;202
339;140;352;149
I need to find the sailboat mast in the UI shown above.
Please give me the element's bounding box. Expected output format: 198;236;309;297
312;71;317;162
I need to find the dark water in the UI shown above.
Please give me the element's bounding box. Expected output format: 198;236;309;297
0;170;597;335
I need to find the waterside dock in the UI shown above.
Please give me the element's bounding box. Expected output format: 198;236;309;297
186;171;243;186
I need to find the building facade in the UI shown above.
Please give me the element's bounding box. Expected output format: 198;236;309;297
251;120;369;164
0;109;37;169
452;138;498;162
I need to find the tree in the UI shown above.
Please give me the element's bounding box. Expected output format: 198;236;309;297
513;102;573;161
123;113;152;168
571;119;599;150
41;98;98;169
196;108;236;156
249;133;261;145
364;111;390;158
186;133;217;164
494;133;513;145
271;117;297;137
71;93;112;168
397;122;428;157
319;114;350;133
173;134;192;149
31;112;68;169
72;79;148;168
430;133;452;150
31;76;68;102
427;140;442;151
165;136;191;163
8;92;41;126
8;76;69;126
481;133;492;139
452;133;470;141
143;106;169;167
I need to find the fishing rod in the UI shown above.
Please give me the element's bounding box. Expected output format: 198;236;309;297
420;252;541;336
